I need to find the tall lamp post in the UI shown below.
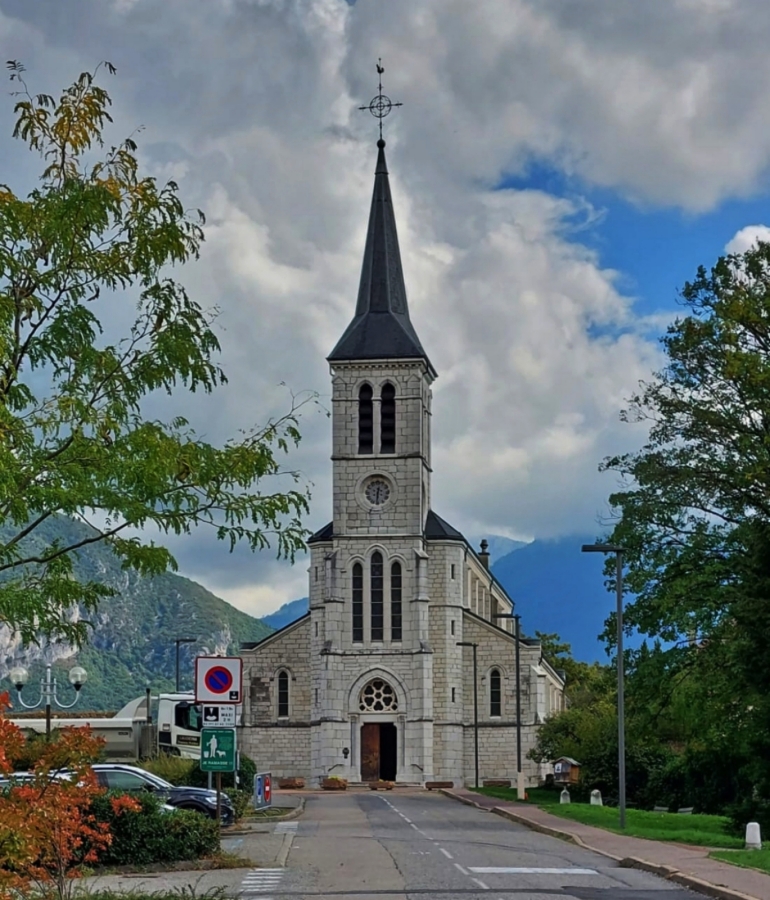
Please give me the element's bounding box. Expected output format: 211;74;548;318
582;542;627;829
457;641;479;789
8;664;88;741
174;638;197;692
494;612;524;799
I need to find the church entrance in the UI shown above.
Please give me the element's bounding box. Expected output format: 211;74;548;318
360;722;398;781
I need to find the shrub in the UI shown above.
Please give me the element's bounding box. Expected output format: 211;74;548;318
90;792;219;865
186;752;256;791
223;788;252;821
727;798;770;837
141;755;196;786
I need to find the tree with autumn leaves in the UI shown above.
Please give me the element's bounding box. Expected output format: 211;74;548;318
0;693;140;900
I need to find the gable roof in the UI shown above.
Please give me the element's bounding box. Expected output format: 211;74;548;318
328;140;434;375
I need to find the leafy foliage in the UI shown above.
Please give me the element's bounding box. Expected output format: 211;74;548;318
593;240;770;815
0;61;311;647
0;693;110;900
90;791;219;866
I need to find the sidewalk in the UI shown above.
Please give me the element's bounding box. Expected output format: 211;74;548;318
444;789;769;900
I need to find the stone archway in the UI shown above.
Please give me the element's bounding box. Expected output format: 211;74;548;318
358;677;399;781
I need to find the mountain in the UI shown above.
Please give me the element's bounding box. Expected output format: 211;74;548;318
0;516;273;711
490;535;614;662
261;597;309;631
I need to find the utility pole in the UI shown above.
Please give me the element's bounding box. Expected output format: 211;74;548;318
494;611;525;799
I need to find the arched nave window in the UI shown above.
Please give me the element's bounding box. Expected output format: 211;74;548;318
352;563;364;642
371;551;384;641
391;561;402;642
277;670;290;718
358;384;373;454
380;383;396;453
490;668;502;718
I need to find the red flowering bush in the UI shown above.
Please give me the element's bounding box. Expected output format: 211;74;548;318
0;692;113;900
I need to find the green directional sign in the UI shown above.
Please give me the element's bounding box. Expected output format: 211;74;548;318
200;727;236;772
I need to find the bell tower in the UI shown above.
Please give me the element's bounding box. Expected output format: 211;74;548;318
327;139;436;540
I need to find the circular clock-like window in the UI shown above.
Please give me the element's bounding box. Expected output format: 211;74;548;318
365;478;391;506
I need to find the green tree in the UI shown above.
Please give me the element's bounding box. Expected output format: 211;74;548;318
602;240;770;803
0;62;310;646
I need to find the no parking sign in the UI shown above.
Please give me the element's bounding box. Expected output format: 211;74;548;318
254;772;272;809
195;656;243;704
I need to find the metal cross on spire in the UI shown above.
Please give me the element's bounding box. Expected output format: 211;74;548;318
358;59;403;142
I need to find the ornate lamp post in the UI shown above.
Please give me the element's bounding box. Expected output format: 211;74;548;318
8;663;88;740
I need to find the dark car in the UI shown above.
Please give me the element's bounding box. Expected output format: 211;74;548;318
90;763;235;826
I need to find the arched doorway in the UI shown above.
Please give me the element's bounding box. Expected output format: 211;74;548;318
358;678;399;782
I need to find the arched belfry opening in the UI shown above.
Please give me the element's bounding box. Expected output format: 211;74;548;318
358;677;399;782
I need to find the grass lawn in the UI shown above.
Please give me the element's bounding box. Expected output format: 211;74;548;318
243;807;294;819
474;787;743;849
710;848;770;875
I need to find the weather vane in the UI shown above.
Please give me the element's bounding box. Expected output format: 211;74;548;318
358;59;403;142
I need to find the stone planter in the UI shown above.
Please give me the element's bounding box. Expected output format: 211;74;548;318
321;778;348;791
278;777;305;790
368;781;394;791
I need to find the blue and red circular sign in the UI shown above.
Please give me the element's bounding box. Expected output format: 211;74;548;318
204;666;234;695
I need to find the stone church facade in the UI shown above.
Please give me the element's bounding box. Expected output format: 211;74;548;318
239;139;564;787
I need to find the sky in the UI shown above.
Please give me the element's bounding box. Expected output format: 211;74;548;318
2;0;770;617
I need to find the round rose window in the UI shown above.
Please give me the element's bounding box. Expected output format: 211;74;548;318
359;678;398;712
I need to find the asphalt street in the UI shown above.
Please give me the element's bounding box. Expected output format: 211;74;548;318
246;790;698;900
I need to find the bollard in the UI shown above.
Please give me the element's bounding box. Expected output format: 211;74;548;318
590;789;603;807
746;822;762;850
560;788;571;804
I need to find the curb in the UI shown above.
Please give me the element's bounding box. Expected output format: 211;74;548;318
225;798;305;835
439;791;761;900
276;832;296;868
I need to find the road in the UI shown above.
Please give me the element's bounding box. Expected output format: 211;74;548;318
237;790;698;900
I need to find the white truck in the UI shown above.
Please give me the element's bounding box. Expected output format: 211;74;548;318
9;692;211;760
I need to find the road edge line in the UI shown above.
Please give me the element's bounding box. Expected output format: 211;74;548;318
437;791;762;900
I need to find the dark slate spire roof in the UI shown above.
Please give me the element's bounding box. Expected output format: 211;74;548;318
328;140;434;373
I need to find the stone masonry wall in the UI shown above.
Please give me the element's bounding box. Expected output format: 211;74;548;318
238;618;312;780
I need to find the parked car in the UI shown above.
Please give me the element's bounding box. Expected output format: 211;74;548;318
0;769;179;814
89;763;235;825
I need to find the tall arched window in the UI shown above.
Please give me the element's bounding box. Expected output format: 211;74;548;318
358;384;373;454
371;551;384;641
380;383;396;453
278;671;289;718
391;561;402;642
352;563;364;642
490;668;502;717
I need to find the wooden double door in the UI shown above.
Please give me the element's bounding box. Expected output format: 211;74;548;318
360;722;398;782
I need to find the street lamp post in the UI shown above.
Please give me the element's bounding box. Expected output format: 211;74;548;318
457;641;479;789
8;664;88;740
582;542;627;829
494;611;524;799
174;638;197;692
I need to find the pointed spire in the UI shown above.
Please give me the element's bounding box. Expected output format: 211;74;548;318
328;141;434;373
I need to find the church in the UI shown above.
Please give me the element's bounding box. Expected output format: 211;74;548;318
239;137;565;788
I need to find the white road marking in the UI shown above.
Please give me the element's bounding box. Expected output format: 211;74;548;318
469;867;598;875
240;868;285;895
454;863;469;875
439;848;453;859
471;878;490;890
410;823;419;830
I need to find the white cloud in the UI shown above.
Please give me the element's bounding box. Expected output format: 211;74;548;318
725;225;770;254
5;0;769;614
